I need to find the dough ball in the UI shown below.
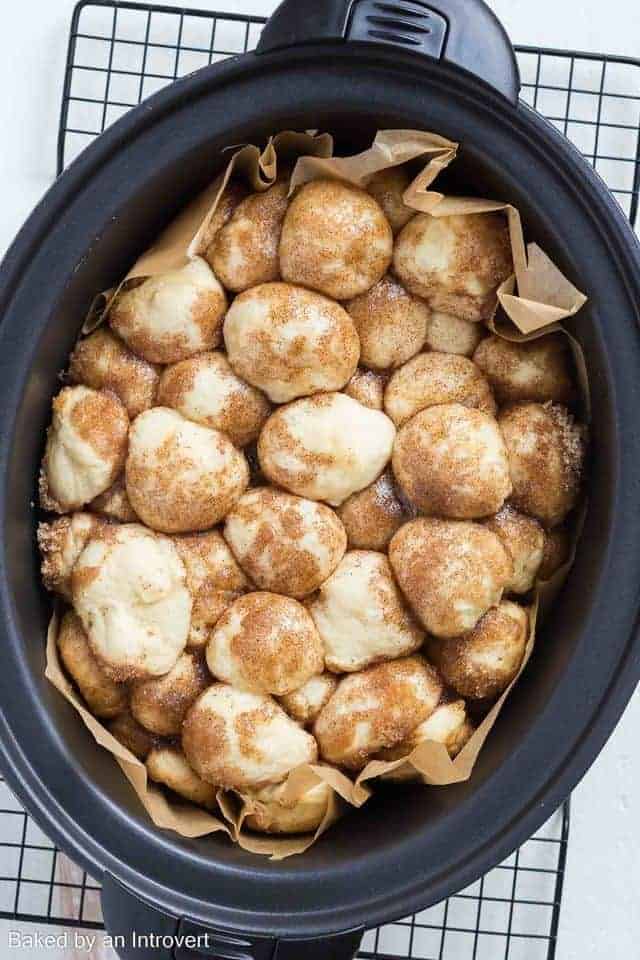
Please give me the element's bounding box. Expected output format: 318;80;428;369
109;258;227;364
182;685;318;789
72;523;191;681
314;656;442;770
343;369;386;410
244;780;332;835
107;709;153;760
130;651;210;735
393;404;512;519
389;519;512;637
365;166;414;234
158;351;270;448
90;475;139;523
346;275;429;371
473;334;574;405
146;746;218;810
57;610;127;719
310;551;424;673
279;674;339;726
258;393;396;506
38;512;106;600
393;212;513;321
173;530;249;649
201;179;249;254
484;505;545;594
280;179;393;299
425;312;485;357
337;471;408;552
224;282;360;403
207;592;324;696
68;328;160;418
40;386;129;513
499;403;587;528
539;527;572;581
378;699;474;780
209;181;289;292
125;407;249;534
427;601;528;700
384;352;496;427
223;487;346;599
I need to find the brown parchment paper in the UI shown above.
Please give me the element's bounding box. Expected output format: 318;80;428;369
49;128;589;858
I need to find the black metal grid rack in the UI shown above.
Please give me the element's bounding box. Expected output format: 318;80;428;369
1;2;638;957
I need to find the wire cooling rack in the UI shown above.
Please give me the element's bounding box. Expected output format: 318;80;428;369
1;2;637;958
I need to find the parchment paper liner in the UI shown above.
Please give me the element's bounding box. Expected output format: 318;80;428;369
50;128;588;857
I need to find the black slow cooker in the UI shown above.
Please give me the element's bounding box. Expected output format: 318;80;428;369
1;1;640;958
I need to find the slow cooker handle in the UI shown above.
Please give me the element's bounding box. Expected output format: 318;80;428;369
101;874;364;959
256;0;520;104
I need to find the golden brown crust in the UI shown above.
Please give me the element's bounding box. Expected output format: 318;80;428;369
201;179;249;256
37;513;106;599
107;709;154;760
68;328;160;418
365;166;414;234
57;610;127;719
337;471;409;551
473;334;575;406
539;527;573;581
384;352;497;427
130;651;211;735
343;369;387;410
90;475;139;522
483;504;545;594
346;275;429;371
146;746;218;810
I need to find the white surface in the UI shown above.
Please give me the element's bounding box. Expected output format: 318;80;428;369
0;1;639;958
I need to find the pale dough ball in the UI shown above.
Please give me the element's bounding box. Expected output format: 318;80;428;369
201;179;249;255
72;523;191;681
343;369;386;410
182;685;318;789
539;527;572;581
158;351;271;448
392;404;512;519
109;258;227;364
146;747;218;810
258;393;396;506
280;179;393;299
40;386;129;513
244;780;332;835
209;181;289;292
389;519;512;637
173;530;249;649
384;352;496;427
484;504;545;594
314;656;442;770
499;403;587;528
346;275;429;371
38;512;106;600
425;312;485;357
223;487;346;599
107;709;153;760
427;601;528;700
68;328;159;418
130;651;210;735
365;166;414;234
125;407;249;534
279;674;339;726
207;592;324;696
310;551;423;673
90;475;139;523
224;282;360;403
337;471;408;552
57;610;127;719
473;334;574;405
378;699;475;780
393;212;513;321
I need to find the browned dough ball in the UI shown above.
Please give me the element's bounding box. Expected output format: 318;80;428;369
207;592;324;696
68;328;160;418
57;610;127;719
393;212;513;321
384;352;496;427
90;475;139;523
389;519;512;637
343;369;387;410
244;780;333;835
209;181;289;293
424;312;486;357
38;512;107;600
146;746;218;810
378;699;475;781
158;351;271;448
484;504;545;594
427;601;528;700
201;179;249;254
337;471;408;552
107;710;154;761
314;656;442;770
473;334;575;405
539;527;573;581
392;404;512;520
499;403;587;528
279;179;393;300
278;674;339;726
130;651;210;736
346;275;430;371
365;166;414;234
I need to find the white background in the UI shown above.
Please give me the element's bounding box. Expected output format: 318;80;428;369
0;1;639;958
